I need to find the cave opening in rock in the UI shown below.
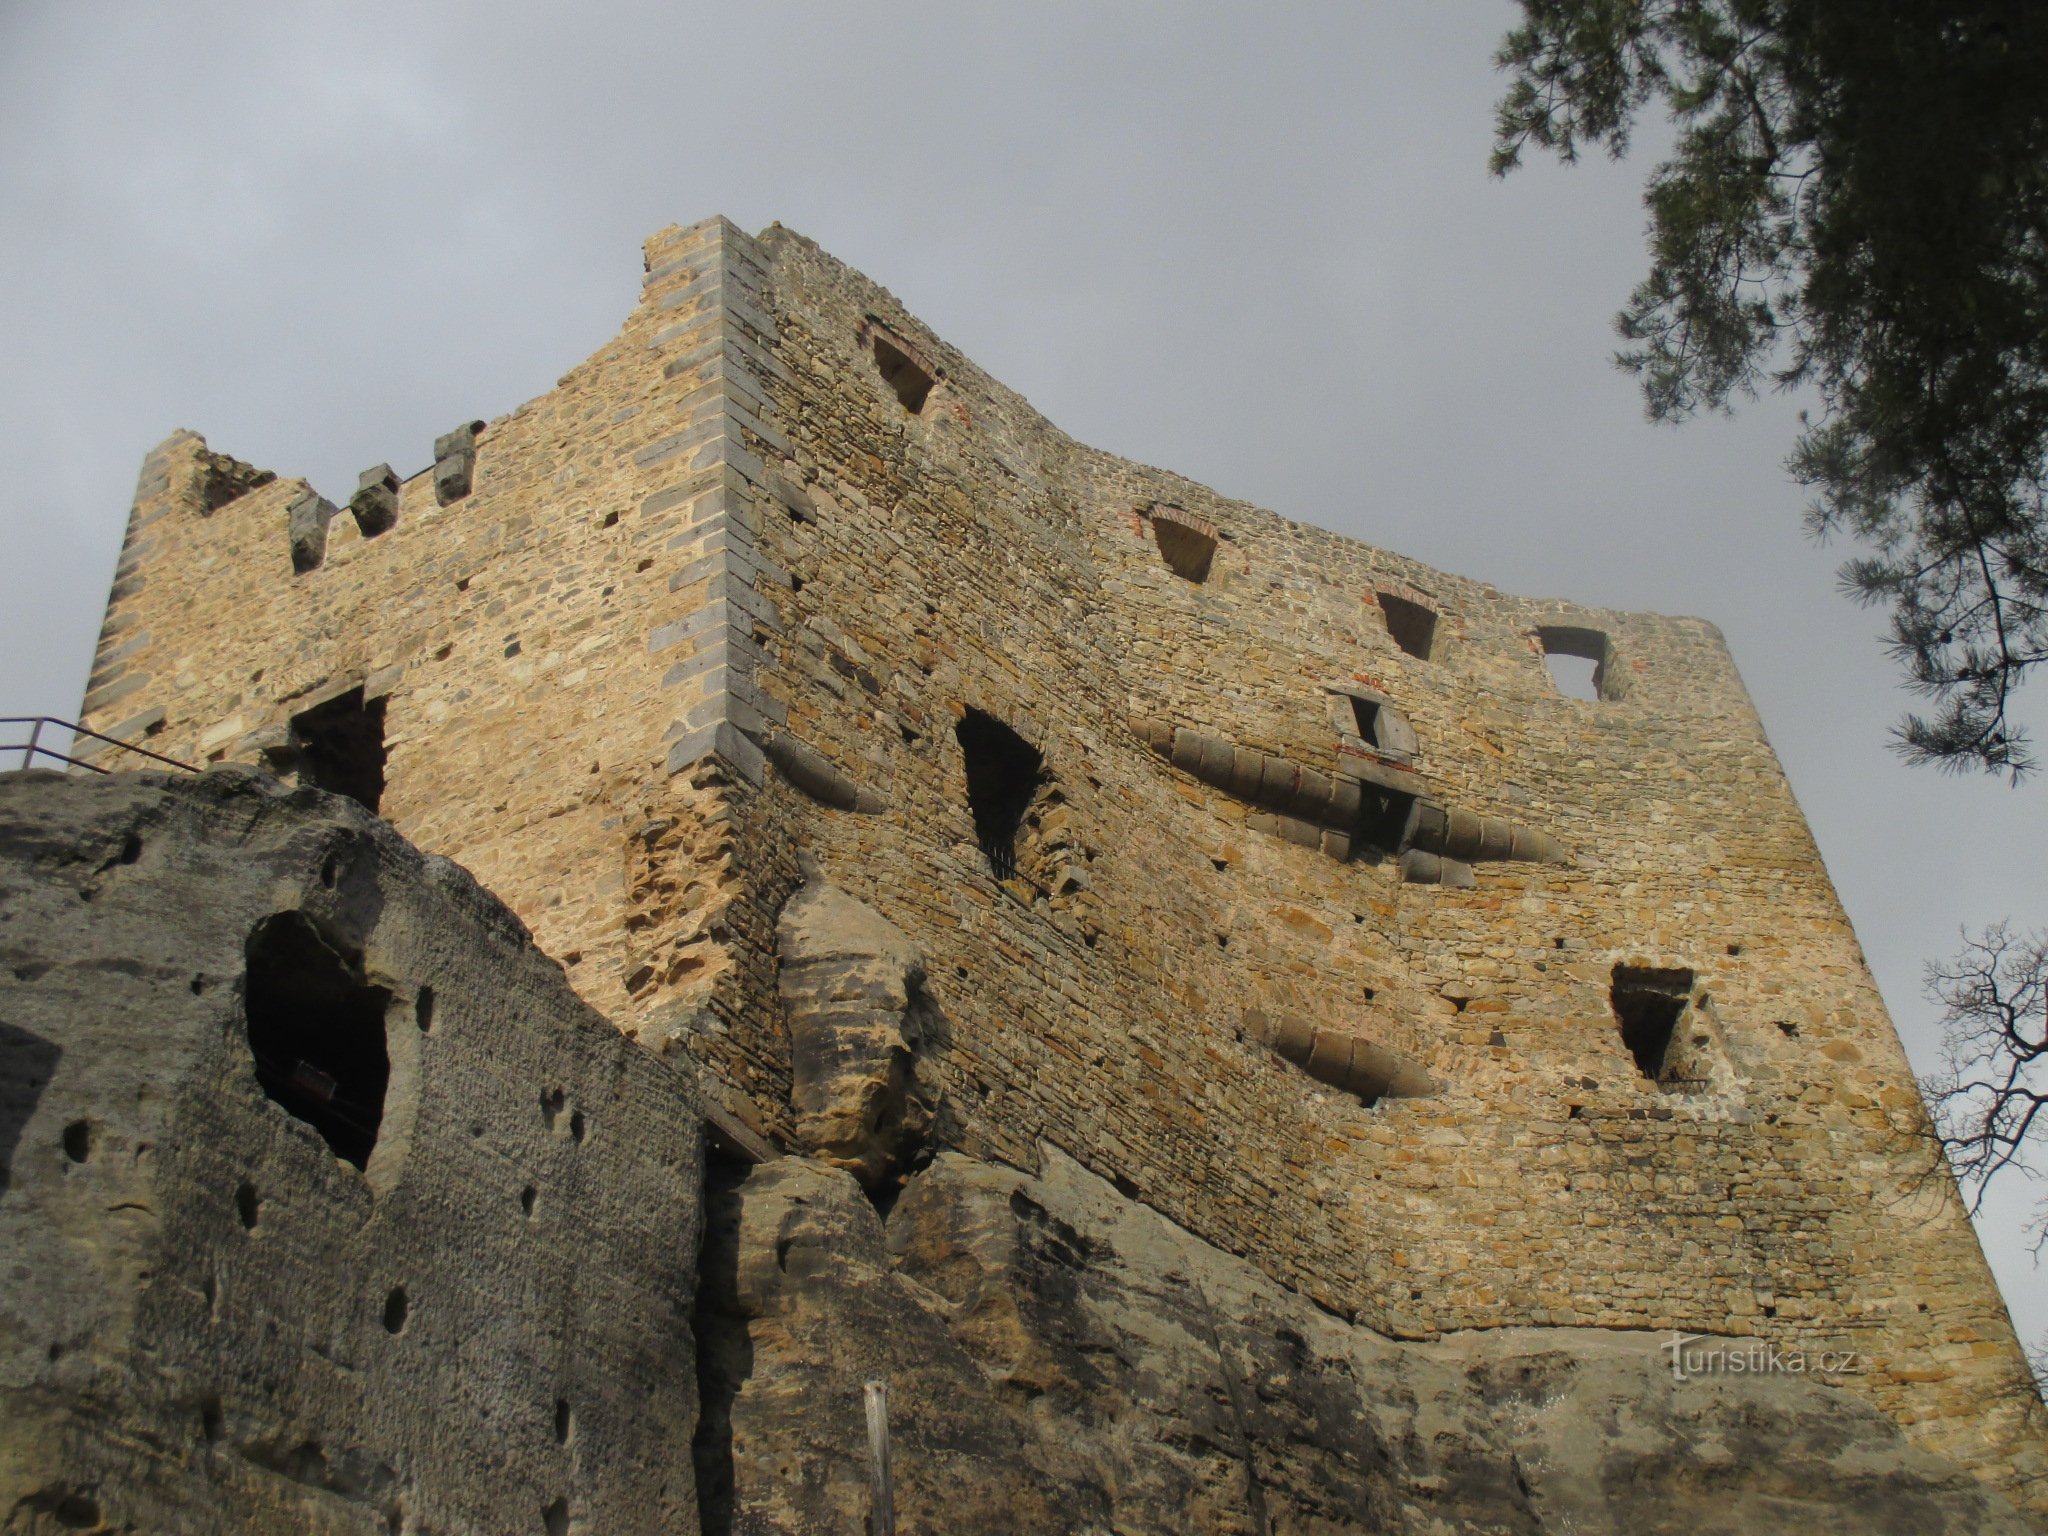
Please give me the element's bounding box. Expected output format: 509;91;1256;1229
244;912;391;1170
289;688;388;814
955;708;1043;880
1610;965;1694;1081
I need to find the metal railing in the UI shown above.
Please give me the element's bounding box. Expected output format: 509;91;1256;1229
0;717;197;775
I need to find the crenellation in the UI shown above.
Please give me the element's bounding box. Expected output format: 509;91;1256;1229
64;215;2048;1512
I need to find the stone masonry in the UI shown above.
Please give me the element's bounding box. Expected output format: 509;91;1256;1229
71;215;2048;1509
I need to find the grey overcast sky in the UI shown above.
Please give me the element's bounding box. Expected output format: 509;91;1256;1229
2;3;2041;1347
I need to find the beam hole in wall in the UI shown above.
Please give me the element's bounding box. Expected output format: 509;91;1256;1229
382;1285;408;1335
955;708;1043;880
1377;592;1437;660
61;1120;93;1163
1150;508;1218;583
235;1181;260;1230
1538;625;1615;702
244;912;392;1171
1611;965;1694;1081
288;689;387;814
867;327;935;414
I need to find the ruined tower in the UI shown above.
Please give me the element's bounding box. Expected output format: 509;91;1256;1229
59;215;2048;1517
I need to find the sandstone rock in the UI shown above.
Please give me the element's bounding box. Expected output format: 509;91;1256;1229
705;1146;2042;1535
775;872;938;1193
0;768;705;1535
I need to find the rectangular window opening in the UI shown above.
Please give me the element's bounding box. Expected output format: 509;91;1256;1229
1378;592;1437;660
289;688;388;815
955;707;1043;880
1611;965;1694;1081
1538;625;1614;702
1150;508;1218;583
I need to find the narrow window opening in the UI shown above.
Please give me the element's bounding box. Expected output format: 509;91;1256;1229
955;708;1043;880
288;688;388;814
1378;592;1437;660
244;912;391;1171
1348;697;1382;745
1538;625;1616;702
1150;508;1218;583
868;330;935;414
1611;965;1694;1081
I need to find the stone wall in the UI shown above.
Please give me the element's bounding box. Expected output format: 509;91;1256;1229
74;215;2048;1505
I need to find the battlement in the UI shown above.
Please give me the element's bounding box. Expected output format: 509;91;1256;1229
78;215;2048;1504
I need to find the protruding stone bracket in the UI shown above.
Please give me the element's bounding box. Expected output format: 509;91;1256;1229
350;464;400;537
1244;1008;1439;1105
1399;849;1477;888
765;732;886;814
287;490;337;574
432;422;484;506
1133;713;1570;876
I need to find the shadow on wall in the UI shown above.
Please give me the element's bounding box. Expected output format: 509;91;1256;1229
0;1022;63;1195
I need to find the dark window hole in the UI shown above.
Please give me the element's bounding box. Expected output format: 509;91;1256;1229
1378;592;1436;660
1778;1021;1800;1039
1727;944;1743;956
1611;965;1694;1081
320;854;340;888
955;707;1043;880
543;1496;571;1536
569;1110;587;1144
600;510;618;528
1212;858;1228;872
201;1396;225;1443
869;330;935;413
554;1398;573;1445
414;987;434;1033
61;1120;93;1163
289;688;387;814
190;973;207;995
382;1286;408;1335
119;833;143;865
1150;510;1217;583
789;573;805;594
244;912;391;1171
521;1184;538;1217
236;1181;260;1231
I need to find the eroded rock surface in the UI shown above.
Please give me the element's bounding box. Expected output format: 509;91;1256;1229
775;872;938;1193
0;768;704;1535
707;1147;2042;1535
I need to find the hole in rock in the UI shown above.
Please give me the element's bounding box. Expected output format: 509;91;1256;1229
1611;965;1694;1081
289;688;387;814
955;708;1043;880
521;1184;538;1217
414;987;434;1034
235;1181;260;1230
554;1398;573;1444
61;1120;93;1163
382;1286;408;1334
244;912;391;1171
1378;592;1436;659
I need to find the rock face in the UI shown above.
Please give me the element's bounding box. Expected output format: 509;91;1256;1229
775;870;939;1194
705;1147;2041;1535
0;769;705;1535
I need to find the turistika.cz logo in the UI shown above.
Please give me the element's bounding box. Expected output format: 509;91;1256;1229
1662;1333;1863;1382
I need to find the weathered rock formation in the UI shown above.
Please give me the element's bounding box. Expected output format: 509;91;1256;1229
0;769;705;1535
702;1146;2041;1535
775;867;939;1194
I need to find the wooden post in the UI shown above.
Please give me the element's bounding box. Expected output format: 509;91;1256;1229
864;1378;894;1536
